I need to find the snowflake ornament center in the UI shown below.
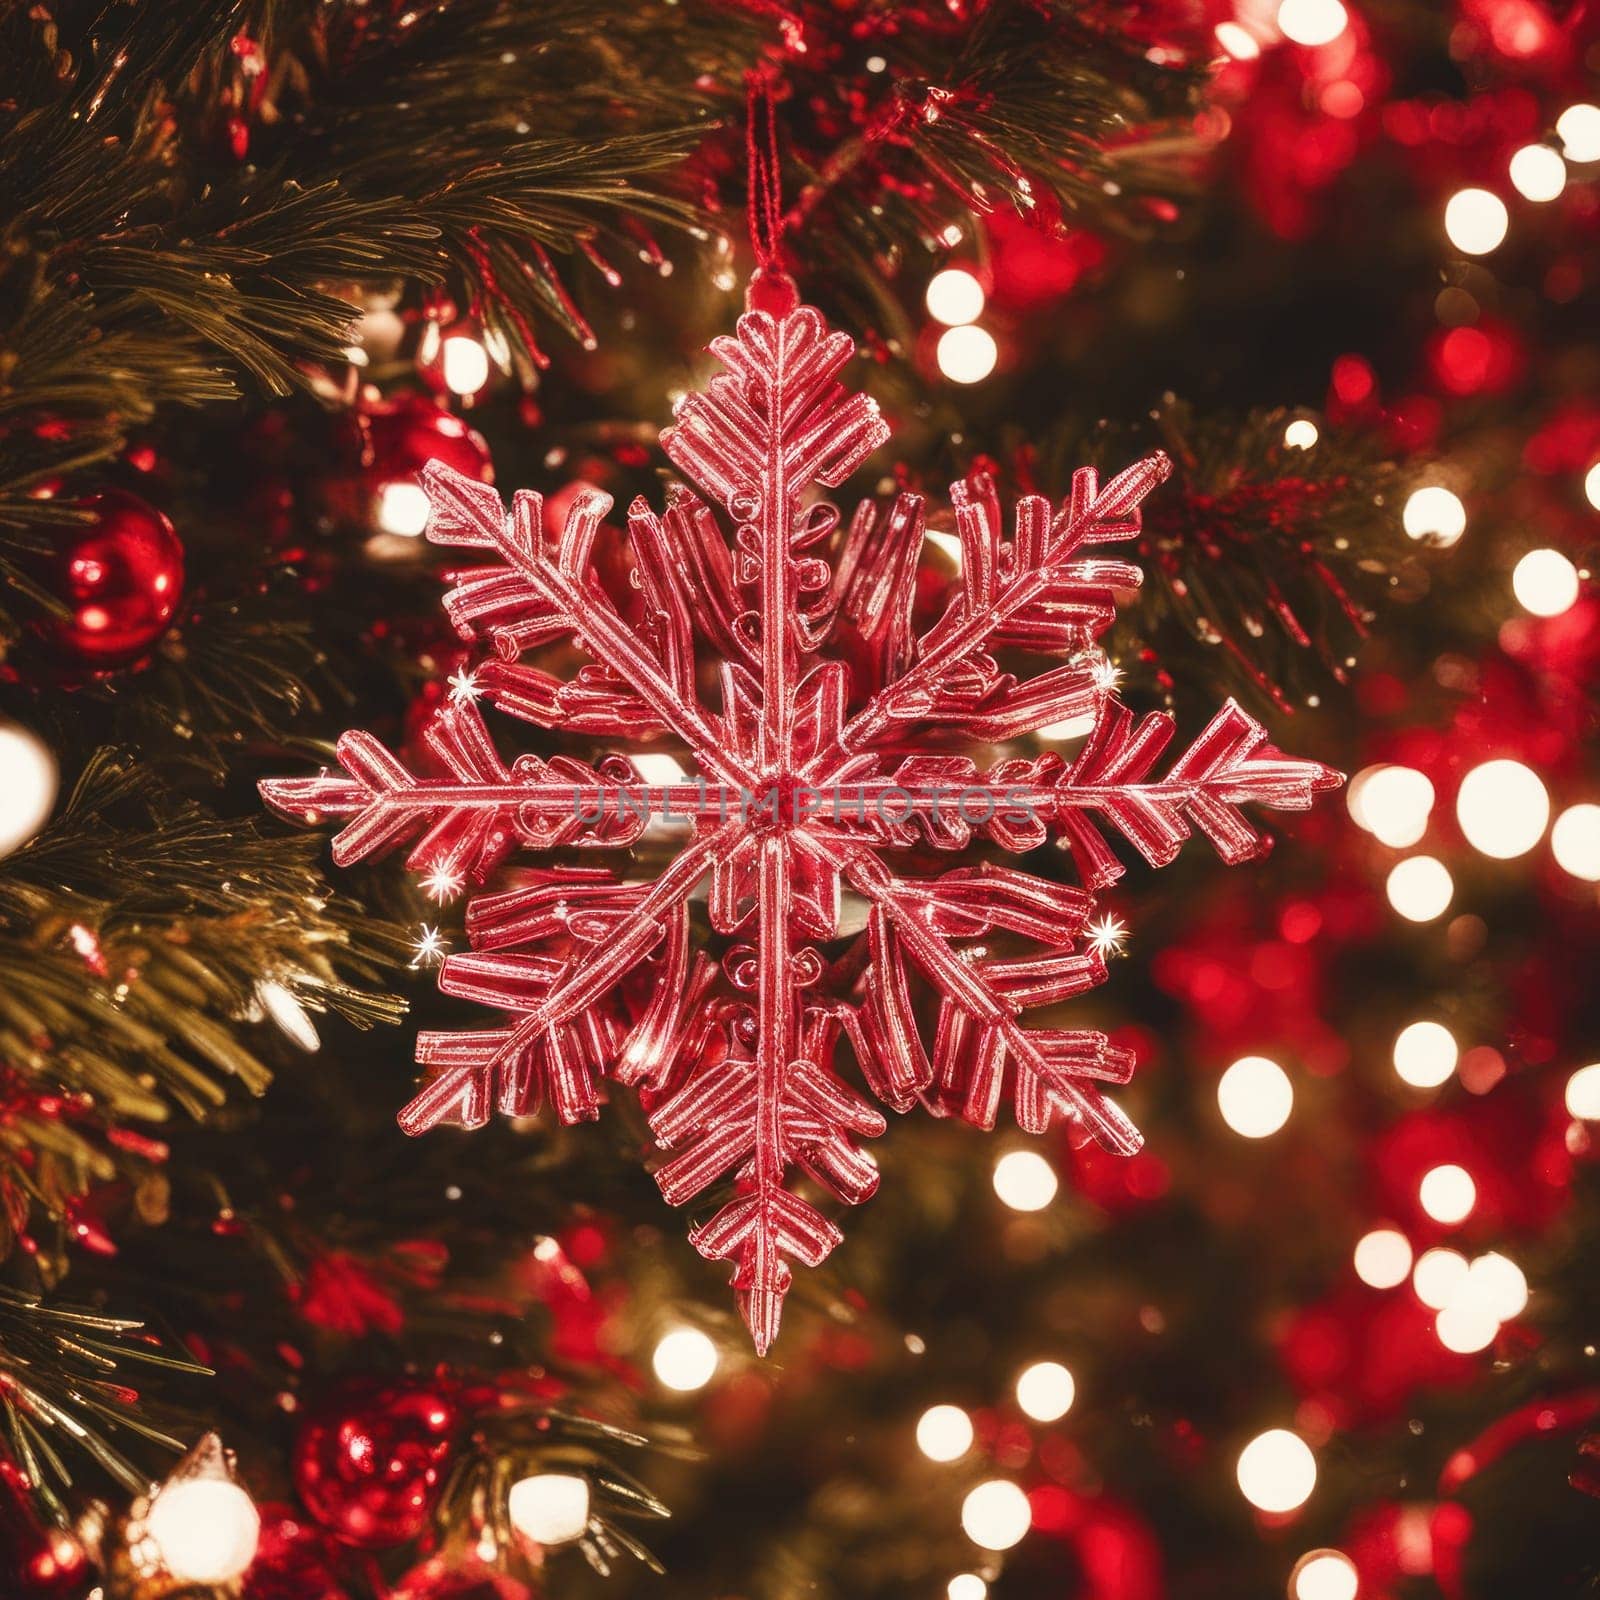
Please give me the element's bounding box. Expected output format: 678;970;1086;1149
263;298;1339;1352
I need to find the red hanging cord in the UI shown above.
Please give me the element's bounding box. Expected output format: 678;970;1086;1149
745;68;799;314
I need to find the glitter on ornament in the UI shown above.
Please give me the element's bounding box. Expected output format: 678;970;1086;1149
264;292;1339;1351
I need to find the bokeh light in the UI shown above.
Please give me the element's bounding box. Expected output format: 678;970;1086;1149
1015;1361;1076;1422
652;1327;719;1391
961;1480;1032;1550
1237;1429;1317;1513
1291;1549;1359;1600
1392;1020;1458;1088
926;269;986;326
1276;0;1348;48
937;324;999;384
1552;805;1600;880
1413;1247;1469;1309
948;1577;988;1600
1284;419;1320;450
1354;1227;1413;1289
145;1479;261;1585
1444;188;1509;255
1456;760;1549;859
1466;1252;1528;1320
1436;1299;1499;1354
1556;103;1600;163
1565;1063;1600;1120
441;333;491;396
1419;1163;1476;1225
1402;485;1466;546
1217;1055;1294;1138
1350;764;1435;848
1508;144;1566;203
1511;549;1579;617
993;1150;1059;1211
507;1473;591;1545
1386;856;1453;921
916;1404;975;1462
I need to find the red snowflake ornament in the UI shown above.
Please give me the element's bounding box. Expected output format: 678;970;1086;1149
263;298;1339;1352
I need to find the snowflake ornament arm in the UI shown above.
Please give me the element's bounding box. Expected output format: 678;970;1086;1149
263;296;1339;1353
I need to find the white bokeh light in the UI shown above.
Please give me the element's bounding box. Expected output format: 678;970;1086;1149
1556;103;1600;163
1236;1429;1317;1514
1586;461;1600;512
0;723;58;859
1511;549;1580;617
1466;1252;1528;1320
1444;188;1509;255
1276;0;1348;48
1386;856;1453;921
1552;805;1600;880
1413;1247;1469;1310
1419;1164;1476;1225
1508;144;1567;202
917;1404;975;1462
1456;760;1549;859
375;480;433;537
652;1327;719;1391
961;1480;1032;1550
948;1576;988;1600
1217;1055;1294;1138
441;332;491;395
1565;1063;1600;1120
937;324;999;384
1436;1299;1499;1354
1015;1361;1076;1423
1354;764;1435;848
1354;1227;1413;1289
993;1149;1059;1212
1392;1020;1458;1088
1283;419;1320;450
1292;1549;1360;1600
1215;21;1262;59
1402;485;1466;546
926;269;986;326
145;1479;261;1585
508;1473;591;1546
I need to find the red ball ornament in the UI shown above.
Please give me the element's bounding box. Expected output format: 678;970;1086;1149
356;396;493;540
292;1381;457;1549
42;489;184;665
241;1503;348;1600
391;1555;534;1600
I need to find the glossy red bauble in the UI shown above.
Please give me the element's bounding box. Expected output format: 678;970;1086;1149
391;1554;535;1600
241;1503;349;1600
42;489;184;665
331;396;493;540
292;1381;457;1549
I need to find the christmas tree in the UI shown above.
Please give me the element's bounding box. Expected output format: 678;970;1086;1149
1;3;1598;1597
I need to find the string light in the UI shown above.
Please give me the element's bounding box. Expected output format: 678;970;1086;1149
1291;1549;1359;1600
375;480;433;537
441;333;492;396
1276;0;1348;48
1508;144;1566;203
1552;805;1600;880
1585;461;1600;511
1353;1227;1413;1289
1511;548;1580;617
1392;1020;1458;1088
948;1576;988;1600
926;269;986;326
1456;760;1549;859
916;1404;975;1461
1385;856;1453;921
143;1438;260;1585
255;978;320;1053
1348;764;1434;847
1413;1247;1469;1310
1015;1361;1076;1422
1555;103;1600;163
1283;419;1320;450
1402;485;1466;546
1443;188;1509;255
0;722;58;859
1419;1163;1476;1225
937;324;999;384
652;1327;719;1391
993;1149;1059;1211
1236;1429;1317;1514
1217;1055;1294;1138
1565;1063;1600;1120
507;1473;591;1545
960;1480;1032;1550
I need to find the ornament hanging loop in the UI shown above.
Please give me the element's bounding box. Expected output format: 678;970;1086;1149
745;67;800;315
